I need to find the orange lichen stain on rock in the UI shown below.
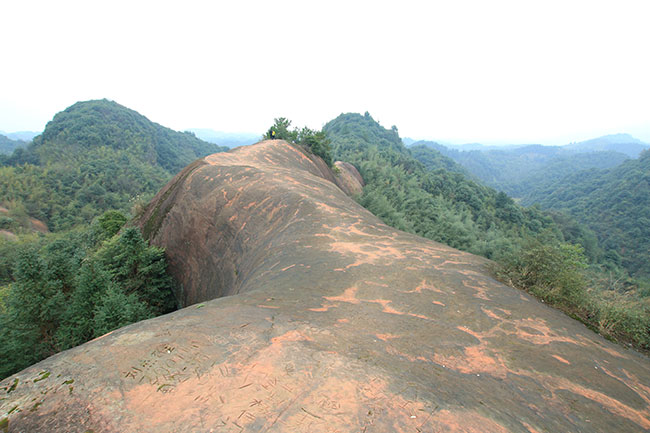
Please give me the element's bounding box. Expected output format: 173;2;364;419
89;329;115;342
243;201;257;210
462;279;491;300
546;376;650;430
307;303;338;312
551;355;571;365
323;286;360;304
432;345;509;379
479;306;587;348
329;240;407;270
429;410;511;433
385;345;428;363
599;367;650;407
281;264;296;272
432;300;446;306
431;326;511;378
324;288;429;320
315;201;340;215
481;307;512;320
367;298;430;320
267;203;288;221
271;330;313;345
512;318;585;346
598;344;631;359
521;421;543;433
313;233;335;240
337;318;349;323
376;333;400;341
402;279;443;294
330;223;373;238
433;259;469;270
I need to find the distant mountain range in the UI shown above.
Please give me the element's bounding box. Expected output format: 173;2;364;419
186;128;260;148
0;130;39;142
407;134;649;198
405;133;650;158
522;150;650;278
0;134;27;155
564;133;649;158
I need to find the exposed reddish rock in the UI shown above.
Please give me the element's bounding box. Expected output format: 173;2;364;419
1;140;649;432
0;230;17;241
29;218;49;234
136;140;364;306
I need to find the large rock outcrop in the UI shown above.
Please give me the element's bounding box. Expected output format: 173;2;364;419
1;140;649;432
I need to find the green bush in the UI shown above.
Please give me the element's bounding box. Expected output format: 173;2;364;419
265;118;333;167
494;238;649;352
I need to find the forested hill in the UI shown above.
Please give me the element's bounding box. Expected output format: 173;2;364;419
323;113;561;258
0;134;27;155
407;143;469;175
566;133;650;158
22;99;220;172
523;150;650;279
411;140;630;197
0;100;227;231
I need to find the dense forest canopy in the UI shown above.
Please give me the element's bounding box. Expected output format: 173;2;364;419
523;149;650;280
412;140;630;198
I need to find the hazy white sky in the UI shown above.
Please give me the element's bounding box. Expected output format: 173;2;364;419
1;0;649;145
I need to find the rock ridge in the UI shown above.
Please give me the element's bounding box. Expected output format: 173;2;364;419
1;140;648;432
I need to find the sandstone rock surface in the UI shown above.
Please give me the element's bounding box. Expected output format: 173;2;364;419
1;140;649;432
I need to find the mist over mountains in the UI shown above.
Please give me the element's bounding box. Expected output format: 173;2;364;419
185;128;260;149
408;134;648;198
404;133;650;157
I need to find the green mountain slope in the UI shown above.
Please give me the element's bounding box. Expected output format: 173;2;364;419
408;143;469;175
0;99;227;231
324;113;559;258
0;134;27;155
412;141;630;197
523;150;650;279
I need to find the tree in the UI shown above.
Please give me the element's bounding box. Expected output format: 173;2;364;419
264;118;297;142
264;119;334;167
93;285;151;337
95;227;177;314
